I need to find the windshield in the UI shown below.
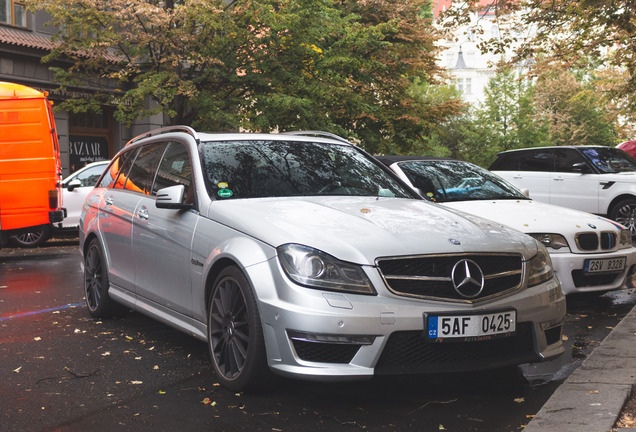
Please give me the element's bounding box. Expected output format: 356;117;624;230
202;140;415;200
397;160;528;202
580;147;636;173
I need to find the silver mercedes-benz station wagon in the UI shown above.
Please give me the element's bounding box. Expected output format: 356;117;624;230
79;127;565;391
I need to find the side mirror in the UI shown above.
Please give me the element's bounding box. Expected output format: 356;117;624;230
572;162;591;174
67;179;82;191
156;185;193;210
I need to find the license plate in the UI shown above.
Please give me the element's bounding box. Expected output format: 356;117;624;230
584;257;626;273
426;310;516;342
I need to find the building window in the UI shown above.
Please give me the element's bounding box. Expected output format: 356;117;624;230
0;0;27;27
456;78;472;95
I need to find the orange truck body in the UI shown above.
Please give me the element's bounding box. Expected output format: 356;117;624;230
0;82;64;246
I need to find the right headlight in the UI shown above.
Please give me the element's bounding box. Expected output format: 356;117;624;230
529;233;569;251
527;241;555;287
277;243;376;295
619;229;633;249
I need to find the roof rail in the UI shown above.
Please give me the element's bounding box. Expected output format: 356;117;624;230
127;126;200;146
281;130;350;145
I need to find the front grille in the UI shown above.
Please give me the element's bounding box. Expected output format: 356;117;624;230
291;340;361;363
576;231;618;251
376;254;523;302
571;269;623;287
375;322;538;375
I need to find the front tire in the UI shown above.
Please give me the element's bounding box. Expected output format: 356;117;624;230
84;238;117;318
208;266;270;391
610;198;636;236
9;225;52;248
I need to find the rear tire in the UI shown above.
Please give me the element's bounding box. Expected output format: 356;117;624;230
208;266;271;391
9;225;52;248
84;238;117;318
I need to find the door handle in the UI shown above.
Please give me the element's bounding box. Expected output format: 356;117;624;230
137;208;149;221
105;197;113;206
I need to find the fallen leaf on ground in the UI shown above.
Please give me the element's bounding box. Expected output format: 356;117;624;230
13;366;22;373
514;397;525;403
130;381;143;385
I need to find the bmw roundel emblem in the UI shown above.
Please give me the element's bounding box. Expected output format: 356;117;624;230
448;238;461;245
588;223;597;229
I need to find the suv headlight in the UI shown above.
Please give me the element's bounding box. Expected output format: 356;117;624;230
529;233;569;251
619;229;633;248
277;244;376;295
527;242;555;287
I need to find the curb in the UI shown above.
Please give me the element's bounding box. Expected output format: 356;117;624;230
525;303;636;432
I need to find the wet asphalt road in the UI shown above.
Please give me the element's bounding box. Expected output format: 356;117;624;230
1;238;635;432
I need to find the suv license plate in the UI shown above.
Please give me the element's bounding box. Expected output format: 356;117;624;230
584;257;626;273
426;311;516;342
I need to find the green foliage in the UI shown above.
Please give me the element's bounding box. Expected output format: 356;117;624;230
26;0;461;154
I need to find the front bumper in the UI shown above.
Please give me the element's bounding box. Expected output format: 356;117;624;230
550;248;636;294
246;259;566;381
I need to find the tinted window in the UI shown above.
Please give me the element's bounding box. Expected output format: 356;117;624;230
153;142;194;204
580;147;636;173
553;148;587;172
519;150;553;171
398;160;527;202
125;143;167;195
490;150;554;172
202;140;414;199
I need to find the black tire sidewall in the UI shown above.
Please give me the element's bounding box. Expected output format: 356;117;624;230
207;266;268;391
84;238;113;318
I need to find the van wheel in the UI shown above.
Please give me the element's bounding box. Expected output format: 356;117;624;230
9;225;52;248
610;198;636;236
84;238;117;318
208;266;270;391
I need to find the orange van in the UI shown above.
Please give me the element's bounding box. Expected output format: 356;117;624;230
0;82;64;247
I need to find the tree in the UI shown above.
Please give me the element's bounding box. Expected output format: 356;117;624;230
27;0;461;154
439;0;636;115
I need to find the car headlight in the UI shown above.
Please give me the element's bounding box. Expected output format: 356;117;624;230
529;233;569;251
277;244;376;295
619;229;632;248
527;242;555;287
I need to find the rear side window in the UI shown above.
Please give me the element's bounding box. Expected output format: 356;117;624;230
491;150;553;172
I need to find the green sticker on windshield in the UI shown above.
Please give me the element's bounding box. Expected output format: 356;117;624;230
218;189;233;198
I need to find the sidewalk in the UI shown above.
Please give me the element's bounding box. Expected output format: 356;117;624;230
525;303;636;432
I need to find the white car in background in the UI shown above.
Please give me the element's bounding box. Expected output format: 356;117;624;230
377;156;636;295
9;160;109;247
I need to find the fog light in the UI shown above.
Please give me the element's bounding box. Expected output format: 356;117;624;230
287;330;375;345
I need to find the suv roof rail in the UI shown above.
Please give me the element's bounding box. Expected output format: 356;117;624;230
127;125;200;146
281;130;350;145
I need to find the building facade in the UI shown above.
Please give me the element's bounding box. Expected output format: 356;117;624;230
0;4;162;176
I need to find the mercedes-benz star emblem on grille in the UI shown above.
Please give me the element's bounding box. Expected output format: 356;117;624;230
451;259;485;299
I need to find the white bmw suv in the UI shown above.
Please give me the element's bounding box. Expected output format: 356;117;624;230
79;127;565;390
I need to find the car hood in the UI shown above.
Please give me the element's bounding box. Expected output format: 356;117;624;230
442;199;625;234
207;197;538;265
